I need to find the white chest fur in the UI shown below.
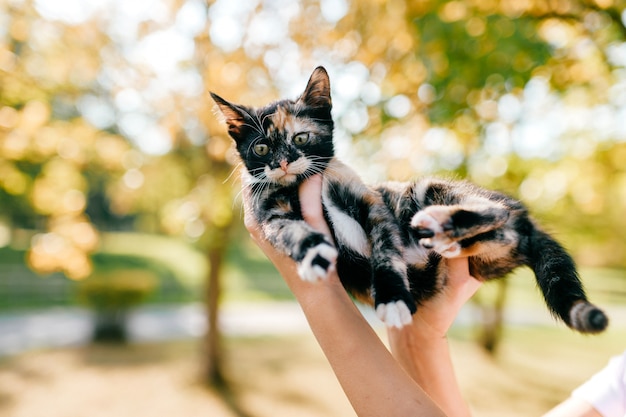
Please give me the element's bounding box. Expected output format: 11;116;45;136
321;160;371;257
323;194;371;257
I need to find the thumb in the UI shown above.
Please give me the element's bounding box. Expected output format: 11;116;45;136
299;174;332;238
444;257;482;308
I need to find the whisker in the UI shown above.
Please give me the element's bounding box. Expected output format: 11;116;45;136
260;111;277;133
223;162;244;185
240;108;265;136
240;122;263;136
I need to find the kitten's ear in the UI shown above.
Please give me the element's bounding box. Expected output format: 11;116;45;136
299;66;332;109
210;92;247;140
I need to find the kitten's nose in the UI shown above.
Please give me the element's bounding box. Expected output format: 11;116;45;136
280;160;289;172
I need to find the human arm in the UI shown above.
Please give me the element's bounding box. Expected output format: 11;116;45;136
386;257;480;417
244;175;448;417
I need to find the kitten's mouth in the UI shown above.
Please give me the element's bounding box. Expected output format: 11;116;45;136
265;169;303;185
265;158;310;184
277;173;299;184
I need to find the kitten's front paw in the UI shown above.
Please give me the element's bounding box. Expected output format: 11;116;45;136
297;243;338;282
376;301;413;328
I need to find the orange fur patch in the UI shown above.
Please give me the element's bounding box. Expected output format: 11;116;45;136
276;198;292;214
269;106;320;139
270;106;291;132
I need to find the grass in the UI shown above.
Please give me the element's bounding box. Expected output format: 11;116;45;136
1;231;624;414
98;233;207;288
503;266;626;307
2;230;625;415
0;233;205;311
0;324;623;417
0;230;289;311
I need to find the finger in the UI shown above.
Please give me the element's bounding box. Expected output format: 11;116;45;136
299;174;323;219
299;175;333;237
445;257;482;303
242;194;256;233
240;174;263;242
446;257;470;283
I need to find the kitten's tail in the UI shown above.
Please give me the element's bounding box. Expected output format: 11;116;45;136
528;228;608;334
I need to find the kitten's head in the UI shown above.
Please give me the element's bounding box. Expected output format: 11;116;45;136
211;66;334;186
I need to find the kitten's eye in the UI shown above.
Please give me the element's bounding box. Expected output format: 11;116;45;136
293;132;309;146
254;143;269;156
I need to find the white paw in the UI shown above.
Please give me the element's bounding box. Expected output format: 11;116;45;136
297;243;338;282
410;211;442;233
438;241;461;258
376;301;413;328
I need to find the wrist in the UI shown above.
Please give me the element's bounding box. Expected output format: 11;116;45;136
387;325;471;417
388;323;449;358
406;312;452;343
285;269;347;306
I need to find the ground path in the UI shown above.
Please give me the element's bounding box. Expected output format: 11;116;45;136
1;301;624;357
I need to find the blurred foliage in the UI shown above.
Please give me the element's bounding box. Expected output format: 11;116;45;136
77;270;157;342
0;244;199;311
321;0;626;268
77;270;157;310
1;0;626;279
415;11;552;123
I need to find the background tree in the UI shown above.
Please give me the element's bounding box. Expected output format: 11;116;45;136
0;2;126;279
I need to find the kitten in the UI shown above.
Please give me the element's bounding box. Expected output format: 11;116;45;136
211;67;416;328
212;66;608;333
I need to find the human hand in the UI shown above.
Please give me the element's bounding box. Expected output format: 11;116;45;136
243;174;338;286
407;258;482;341
296;174;333;238
245;174;452;417
244;171;480;339
297;178;480;338
244;174;471;417
244;173;331;243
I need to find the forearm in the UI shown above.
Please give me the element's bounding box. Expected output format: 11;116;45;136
388;326;471;417
271;252;446;417
384;258;479;416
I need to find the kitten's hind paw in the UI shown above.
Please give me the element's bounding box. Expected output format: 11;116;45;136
297;243;338;282
410;211;443;234
376;301;413;328
411;211;462;257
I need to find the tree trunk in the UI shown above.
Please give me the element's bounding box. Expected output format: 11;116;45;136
205;244;227;386
92;308;129;343
477;278;508;355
